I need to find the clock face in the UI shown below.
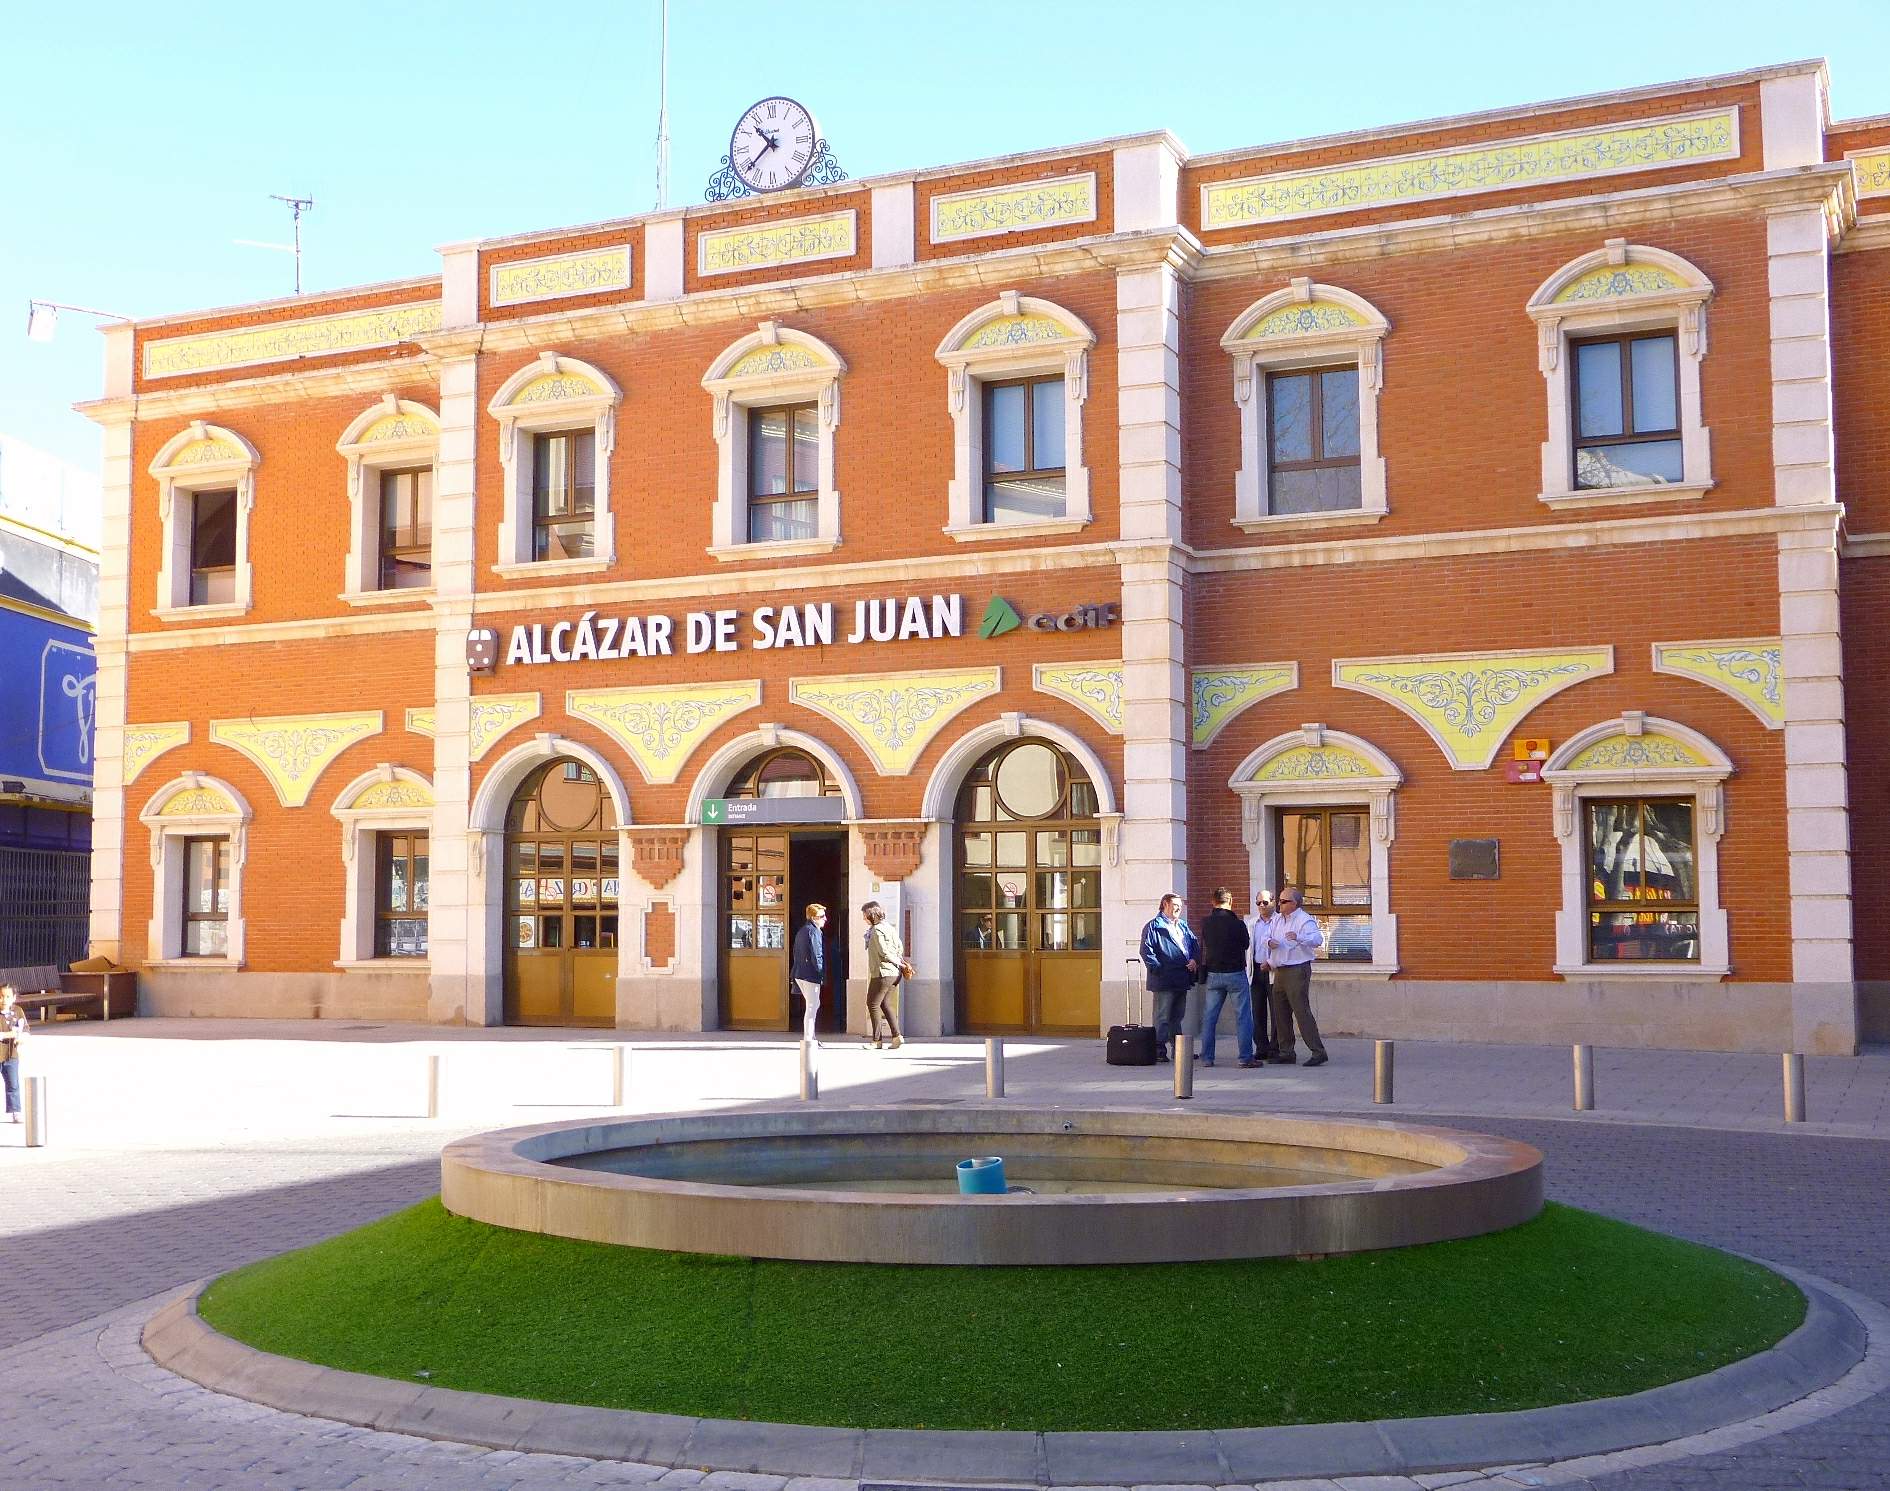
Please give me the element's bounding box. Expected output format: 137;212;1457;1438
729;96;819;193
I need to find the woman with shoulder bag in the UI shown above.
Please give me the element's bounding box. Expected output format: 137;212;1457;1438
861;901;906;1050
1;984;29;1124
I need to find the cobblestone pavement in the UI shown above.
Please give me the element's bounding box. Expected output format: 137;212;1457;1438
3;1024;1888;1488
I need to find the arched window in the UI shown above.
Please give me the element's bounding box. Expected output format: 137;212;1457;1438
331;766;435;965
727;747;843;800
487;352;621;576
148;422;260;619
335;396;440;602
1221;279;1390;532
935;292;1094;539
138;773;252;965
701;321;846;558
1526;239;1714;508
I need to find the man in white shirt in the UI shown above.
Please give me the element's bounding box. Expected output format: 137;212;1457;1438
1260;885;1328;1067
1246;890;1277;1060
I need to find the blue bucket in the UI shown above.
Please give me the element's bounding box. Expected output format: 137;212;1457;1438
956;1155;1008;1195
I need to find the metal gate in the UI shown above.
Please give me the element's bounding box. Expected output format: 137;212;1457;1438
0;847;90;967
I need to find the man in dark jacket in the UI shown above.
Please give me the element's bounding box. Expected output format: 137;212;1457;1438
791;903;828;1044
1139;893;1200;1062
1199;887;1259;1068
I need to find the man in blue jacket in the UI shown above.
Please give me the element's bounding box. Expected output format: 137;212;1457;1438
1139;893;1200;1063
791;902;828;1044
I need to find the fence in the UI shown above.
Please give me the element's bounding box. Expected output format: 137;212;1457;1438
0;846;90;967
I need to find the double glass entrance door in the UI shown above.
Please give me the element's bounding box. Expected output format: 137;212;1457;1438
958;823;1102;1034
506;833;620;1026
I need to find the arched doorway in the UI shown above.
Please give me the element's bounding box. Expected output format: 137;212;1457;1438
504;757;620;1026
955;738;1102;1033
719;748;849;1032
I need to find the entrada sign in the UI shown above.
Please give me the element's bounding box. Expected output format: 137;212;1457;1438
699;796;846;826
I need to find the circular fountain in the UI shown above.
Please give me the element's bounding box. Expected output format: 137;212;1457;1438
441;1106;1542;1265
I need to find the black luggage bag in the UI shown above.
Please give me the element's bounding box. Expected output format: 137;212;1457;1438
1106;1022;1158;1066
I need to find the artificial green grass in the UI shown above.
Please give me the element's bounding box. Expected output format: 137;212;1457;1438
200;1199;1802;1432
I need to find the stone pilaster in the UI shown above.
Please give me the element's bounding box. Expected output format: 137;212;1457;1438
87;386;135;962
1113;260;1189;1027
426;351;482;1023
1767;201;1857;1052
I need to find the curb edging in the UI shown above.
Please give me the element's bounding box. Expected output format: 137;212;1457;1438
143;1273;1863;1483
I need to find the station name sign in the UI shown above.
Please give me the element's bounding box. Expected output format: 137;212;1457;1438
472;592;1119;671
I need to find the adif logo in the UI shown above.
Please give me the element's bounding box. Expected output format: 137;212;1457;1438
978;596;1023;638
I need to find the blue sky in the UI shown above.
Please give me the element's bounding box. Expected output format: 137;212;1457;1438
4;0;1887;478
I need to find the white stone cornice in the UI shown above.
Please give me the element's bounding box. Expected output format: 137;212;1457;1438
1192;165;1856;284
76;358;443;426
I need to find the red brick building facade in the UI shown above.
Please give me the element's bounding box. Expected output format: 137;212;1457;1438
80;61;1890;1052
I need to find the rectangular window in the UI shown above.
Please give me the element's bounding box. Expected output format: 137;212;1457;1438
1585;798;1699;962
375;831;430;958
531;430;596;561
1266;367;1362;515
378;467;433;590
189;489;238;606
181;836;231;956
983;375;1067;524
747;403;819;542
1572;332;1682;489
1275;806;1371;960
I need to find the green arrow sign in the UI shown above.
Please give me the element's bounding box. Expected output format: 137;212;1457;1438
702;798;726;824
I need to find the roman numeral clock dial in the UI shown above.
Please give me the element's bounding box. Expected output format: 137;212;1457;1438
728;96;819;194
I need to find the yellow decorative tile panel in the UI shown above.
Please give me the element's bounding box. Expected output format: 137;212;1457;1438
167;437;246;467
122;722;191;785
1253;743;1381;783
1033;662;1123;735
509;373;608;406
790;667;1000;776
727;345;824;377
930;172;1097;244
1851;147;1890;199
1191;666;1298;748
960;314;1080;351
1564;731;1711;771
208;712;384;807
1239;303;1366;340
1334;649;1613;770
156;784;237;817
357;411;439;444
1652;639;1784;729
1202;108;1739;230
349;778;435;810
567;681;762;785
1552;264;1687;303
404;708;436;738
143;301;443;379
697;210;856;278
490;246;632;308
467;695;541;763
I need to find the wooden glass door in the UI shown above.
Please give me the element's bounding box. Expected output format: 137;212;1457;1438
956;740;1102;1034
722;830;790;1028
504;759;620;1026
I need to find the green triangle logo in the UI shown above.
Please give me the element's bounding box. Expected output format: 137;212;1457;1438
979;596;1023;638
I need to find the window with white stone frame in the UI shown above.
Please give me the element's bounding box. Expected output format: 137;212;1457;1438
336;396;440;604
701;321;846;559
1527;240;1714;510
148;422;259;620
1222;280;1389;533
1230;726;1402;975
331;766;435;966
1541;713;1732;977
138;773;251;966
487;352;621;577
935;291;1094;540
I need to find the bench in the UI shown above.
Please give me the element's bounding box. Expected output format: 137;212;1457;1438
0;965;133;1022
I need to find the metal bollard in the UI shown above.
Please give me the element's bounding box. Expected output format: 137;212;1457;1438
1373;1040;1394;1104
985;1037;1005;1098
610;1045;628;1107
1784;1053;1806;1124
425;1053;443;1119
1573;1044;1595;1111
22;1075;45;1147
1173;1036;1194;1099
799;1039;818;1101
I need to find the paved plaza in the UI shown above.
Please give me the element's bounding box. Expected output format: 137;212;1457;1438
4;1021;1890;1488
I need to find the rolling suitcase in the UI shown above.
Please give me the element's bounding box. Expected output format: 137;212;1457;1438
1106;981;1158;1066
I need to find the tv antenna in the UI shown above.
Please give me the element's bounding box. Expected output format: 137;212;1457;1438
235;193;314;294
